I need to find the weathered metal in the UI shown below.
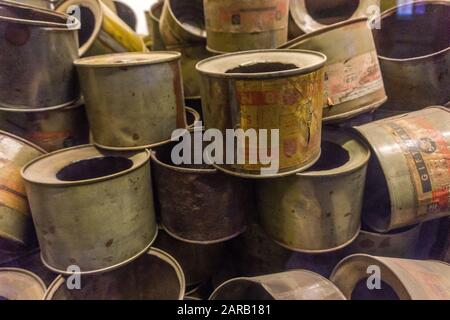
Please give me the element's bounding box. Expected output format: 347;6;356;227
204;0;289;53
196;49;326;178
373;1;450;114
0;268;46;300
56;0;146;57
147;1;165;50
0;131;45;252
281;18;387;122
21;145;157;275
0;0;80;111
331;254;450;300
258;129;370;252
0;99;89;152
44;248;185;300
10;0;57;9
185;106;200;132
355;107;450;232
75;52;187;150
210;270;346;300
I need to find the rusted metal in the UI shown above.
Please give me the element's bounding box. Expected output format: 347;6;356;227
204;0;289;53
355;107;450;232
75;52;187;150
44;248;185;300
331;254;450;300
281;18;387;122
0;0;80;111
0;131;45;252
147;1;165;51
21;145;157;275
0;268;46;300
196;49;326;178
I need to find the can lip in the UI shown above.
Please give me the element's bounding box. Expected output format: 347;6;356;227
360;223;422;237
196;49;327;79
0;96;82;113
149;1;163;21
21;144;150;186
0;267;47;299
164;0;206;40
74;51;182;68
0;130;47;154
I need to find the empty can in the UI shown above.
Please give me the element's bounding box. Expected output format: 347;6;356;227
0;268;46;300
147;1;165;50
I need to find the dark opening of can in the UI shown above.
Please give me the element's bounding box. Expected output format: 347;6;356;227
305;0;359;26
351;279;400;300
169;0;205;37
56;156;133;181
308;142;349;171
154;139;212;170
78;6;96;46
0;4;66;24
226;62;298;74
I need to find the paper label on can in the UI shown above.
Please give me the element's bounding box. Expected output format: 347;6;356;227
384;116;450;216
324;50;383;107
205;0;289;33
0;159;29;215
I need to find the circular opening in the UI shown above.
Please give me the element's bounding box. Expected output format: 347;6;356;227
308;141;350;171
351;279;400;300
226;62;299;74
56;156;133;181
305;0;360;25
114;1;137;30
153;139;212;170
373;3;450;59
169;0;205;36
78;6;96;47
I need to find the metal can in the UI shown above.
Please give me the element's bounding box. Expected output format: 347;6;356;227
55;0;147;57
21;145;157;275
210;270;346;300
281;18;387;122
331;254;450;300
10;0;58;9
44;248;185;300
257;128;370;252
185;106;200;132
355;107;450;232
75;52;187;151
196;49;326;178
112;0;136;30
147;1;166;51
204;0;289;53
0;131;45;252
0;1;80;111
0;268;46;300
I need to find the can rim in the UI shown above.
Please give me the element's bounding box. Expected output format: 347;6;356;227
0;267;47;299
74;51;182;68
0;96;82;113
0;130;47;154
164;0;206;41
149;1;163;22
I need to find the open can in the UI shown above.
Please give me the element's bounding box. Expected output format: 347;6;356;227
0;268;46;300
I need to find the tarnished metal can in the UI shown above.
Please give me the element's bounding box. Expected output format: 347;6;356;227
75;52;187;151
290;0;380;34
204;0;289;53
0;268;46;300
281;18;387;122
210;270;346;300
355;107;450;232
56;0;147;57
372;1;450;114
21;145;157;275
0;1;80;111
147;1;165;51
0;131;45;252
331;254;450;300
196;49;326;178
257;128;370;252
44;248;185;300
0;99;89;152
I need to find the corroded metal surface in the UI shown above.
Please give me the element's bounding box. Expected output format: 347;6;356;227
0;267;46;300
148;1;165;50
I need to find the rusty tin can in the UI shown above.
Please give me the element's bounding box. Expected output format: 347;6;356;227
331;254;450;300
148;1;165;51
355;107;450;232
196;49;326;178
21;145;157;275
204;0;290;53
0;1;80;111
0;268;46;300
75;52;187;151
44;248;185;300
281;18;387;122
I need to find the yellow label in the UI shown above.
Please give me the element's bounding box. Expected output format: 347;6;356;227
0;159;29;215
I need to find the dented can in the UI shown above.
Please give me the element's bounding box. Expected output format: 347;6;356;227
355;107;450;232
0;268;46;300
204;0;290;53
147;1;165;51
21;145;157;275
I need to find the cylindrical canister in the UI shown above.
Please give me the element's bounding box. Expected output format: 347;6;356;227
196;49;326;178
257;128;370;252
55;0;147;57
355;107;450;232
112;0;136;31
281;18;387;122
148;1;166;51
0;1;80;110
331;254;450;300
0;268;46;300
44;248;185;300
0;131;45;252
21;145;157;275
0;99;89;152
210;270;346;300
204;0;290;53
75;52;187;150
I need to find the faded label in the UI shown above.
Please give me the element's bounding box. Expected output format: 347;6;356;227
0;159;29;215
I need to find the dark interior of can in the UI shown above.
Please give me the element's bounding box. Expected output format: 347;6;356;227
212;281;275;300
0;3;66;24
56;156;133;181
373;3;450;59
78;6;96;46
169;0;205;34
305;0;360;25
308;141;350;171
114;1;137;30
351;279;400;300
226;62;299;74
